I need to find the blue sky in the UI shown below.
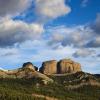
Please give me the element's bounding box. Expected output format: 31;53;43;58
0;0;100;74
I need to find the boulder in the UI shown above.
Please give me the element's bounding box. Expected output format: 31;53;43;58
40;60;57;75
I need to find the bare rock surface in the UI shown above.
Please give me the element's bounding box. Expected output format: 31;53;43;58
57;59;81;74
40;59;82;74
40;60;57;75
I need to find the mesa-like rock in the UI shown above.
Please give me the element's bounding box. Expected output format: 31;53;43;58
39;59;82;75
39;60;57;75
57;59;81;74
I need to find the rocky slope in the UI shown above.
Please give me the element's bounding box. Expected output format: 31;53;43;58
50;71;100;89
0;62;53;84
0;71;100;100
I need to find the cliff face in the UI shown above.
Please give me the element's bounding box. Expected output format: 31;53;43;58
40;59;82;75
39;60;57;75
57;59;81;74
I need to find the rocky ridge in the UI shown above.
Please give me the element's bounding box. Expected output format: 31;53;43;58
0;59;82;78
0;58;100;87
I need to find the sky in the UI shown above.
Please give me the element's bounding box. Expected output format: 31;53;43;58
0;0;100;74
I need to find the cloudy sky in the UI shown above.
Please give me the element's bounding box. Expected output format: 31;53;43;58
0;0;100;73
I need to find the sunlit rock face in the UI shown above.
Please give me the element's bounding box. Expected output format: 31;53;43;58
39;60;57;75
57;59;81;74
40;59;82;75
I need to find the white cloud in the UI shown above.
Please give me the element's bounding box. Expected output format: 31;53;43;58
0;18;44;47
86;36;100;48
0;48;18;57
35;0;71;19
73;48;95;57
47;25;94;48
0;0;31;17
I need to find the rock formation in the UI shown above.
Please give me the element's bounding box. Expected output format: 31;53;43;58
0;62;53;84
0;59;82;78
57;59;81;74
39;60;57;75
40;59;82;75
22;62;36;71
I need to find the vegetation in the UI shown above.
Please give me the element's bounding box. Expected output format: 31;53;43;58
0;72;100;100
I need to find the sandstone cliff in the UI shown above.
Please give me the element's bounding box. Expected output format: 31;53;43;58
40;59;82;75
57;59;81;74
39;60;57;75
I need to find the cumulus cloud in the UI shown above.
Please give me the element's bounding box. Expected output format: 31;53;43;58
73;48;95;58
0;0;71;47
47;25;94;48
35;0;71;19
0;47;19;57
0;18;44;47
46;13;100;49
85;36;100;48
83;13;100;48
0;0;31;17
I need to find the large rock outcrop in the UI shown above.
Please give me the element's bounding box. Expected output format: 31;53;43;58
57;59;81;74
40;59;82;75
22;62;37;71
39;60;57;75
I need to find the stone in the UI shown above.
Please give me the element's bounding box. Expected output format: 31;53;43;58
22;62;35;71
57;59;81;74
73;62;82;72
40;60;57;75
39;59;82;75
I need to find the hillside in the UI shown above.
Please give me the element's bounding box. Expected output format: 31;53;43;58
0;59;100;100
0;72;100;100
